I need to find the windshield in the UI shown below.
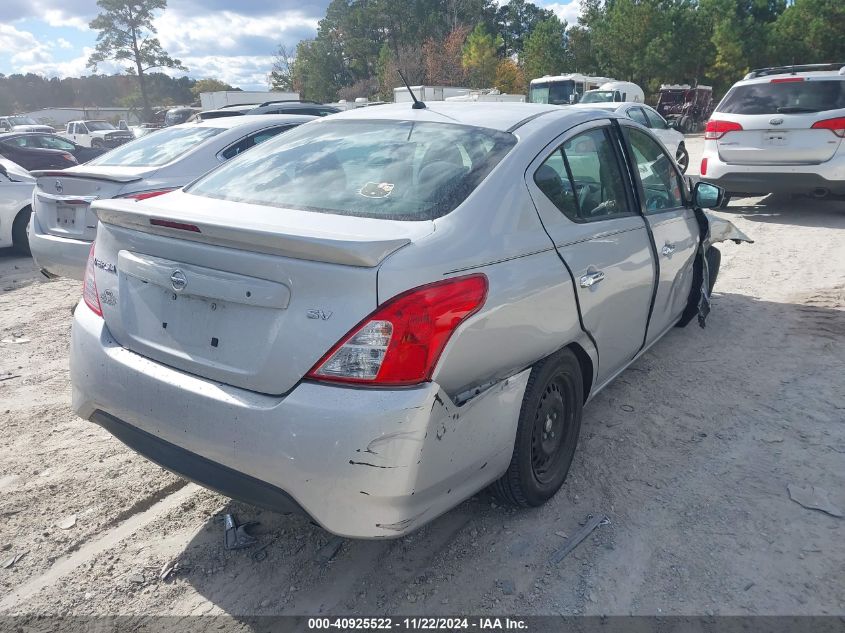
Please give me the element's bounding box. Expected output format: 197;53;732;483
718;80;845;114
9;116;39;125
86;121;116;131
581;91;615;104
529;80;577;105
187;120;516;221
87;126;223;167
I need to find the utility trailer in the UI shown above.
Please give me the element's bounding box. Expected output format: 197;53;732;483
656;84;714;133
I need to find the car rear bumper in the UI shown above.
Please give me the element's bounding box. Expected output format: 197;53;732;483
28;212;89;280
700;148;845;195
70;303;529;538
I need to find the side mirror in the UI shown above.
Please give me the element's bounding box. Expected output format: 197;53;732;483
693;181;724;208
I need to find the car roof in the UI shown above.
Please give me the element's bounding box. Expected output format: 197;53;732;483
170;114;317;131
324;102;565;132
572;102;650;112
249;103;339;112
735;70;845;87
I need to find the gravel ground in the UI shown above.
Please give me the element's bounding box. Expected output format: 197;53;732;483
0;136;843;619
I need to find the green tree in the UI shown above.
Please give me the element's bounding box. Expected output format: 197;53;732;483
87;0;186;120
523;16;569;82
269;44;296;91
462;24;502;88
494;58;526;93
768;0;845;64
190;79;235;101
495;0;553;57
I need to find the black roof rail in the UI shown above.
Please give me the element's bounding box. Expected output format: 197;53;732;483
744;63;845;80
256;99;323;107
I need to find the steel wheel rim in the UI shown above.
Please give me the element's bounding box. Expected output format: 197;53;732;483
530;377;570;485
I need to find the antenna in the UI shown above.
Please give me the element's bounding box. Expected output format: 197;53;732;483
398;70;426;109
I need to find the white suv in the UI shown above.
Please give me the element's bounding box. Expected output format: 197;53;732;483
700;63;845;205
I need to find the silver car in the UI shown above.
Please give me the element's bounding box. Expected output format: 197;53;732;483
28;114;315;279
70;103;750;538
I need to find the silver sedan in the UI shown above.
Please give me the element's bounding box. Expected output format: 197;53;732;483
70;102;750;538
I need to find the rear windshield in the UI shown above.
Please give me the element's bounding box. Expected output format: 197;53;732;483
717;79;845;114
87;126;223;167
186;120;517;221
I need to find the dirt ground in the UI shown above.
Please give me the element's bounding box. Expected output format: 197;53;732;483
0;136;843;619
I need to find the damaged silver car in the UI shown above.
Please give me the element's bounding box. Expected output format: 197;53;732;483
69;102;751;538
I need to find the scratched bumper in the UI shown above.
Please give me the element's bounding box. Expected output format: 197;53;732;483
70;301;530;538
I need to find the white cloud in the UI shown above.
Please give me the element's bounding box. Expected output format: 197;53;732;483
160;55;275;89
56;38;73;49
18;46;122;78
41;9;90;31
1;24;54;66
153;10;319;58
544;0;584;25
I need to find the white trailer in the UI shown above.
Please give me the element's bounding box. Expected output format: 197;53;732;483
528;74;614;105
580;81;645;104
199;91;299;110
393;86;474;103
444;89;525;103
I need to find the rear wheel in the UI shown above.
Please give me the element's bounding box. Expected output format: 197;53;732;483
675;144;689;173
492;349;583;507
91;139;103;149
12;208;31;255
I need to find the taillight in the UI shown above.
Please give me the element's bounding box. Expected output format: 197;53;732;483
118;188;177;201
811;116;845;138
82;243;102;317
770;77;805;83
704;120;743;140
307;274;488;386
700;157;708;176
61;153;76;163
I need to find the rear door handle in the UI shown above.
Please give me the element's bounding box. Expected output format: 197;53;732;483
579;270;606;288
661;243;676;257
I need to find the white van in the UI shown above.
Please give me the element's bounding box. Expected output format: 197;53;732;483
580;81;645;104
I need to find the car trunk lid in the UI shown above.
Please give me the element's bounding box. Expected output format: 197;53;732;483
33;166;149;241
91;192;434;394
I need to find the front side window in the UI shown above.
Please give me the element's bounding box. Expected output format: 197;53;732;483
534;127;631;222
644;108;668;129
188;120;516;221
626;127;684;213
87;126;223;167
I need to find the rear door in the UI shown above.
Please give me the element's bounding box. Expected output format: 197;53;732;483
526;120;655;384
714;77;845;165
621;124;699;344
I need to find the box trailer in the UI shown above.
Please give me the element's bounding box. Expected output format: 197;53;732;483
199;91;299;110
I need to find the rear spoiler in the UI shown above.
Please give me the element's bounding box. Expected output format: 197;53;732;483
31;170;143;184
93;199;424;268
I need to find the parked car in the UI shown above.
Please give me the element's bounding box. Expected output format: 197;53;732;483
700;63;845;205
30;114;315;279
70;102;751;539
246;100;341;117
573;101;689;172
0;157;35;253
0;115;54;134
59;120;134;149
0;132;106;171
195;105;259;120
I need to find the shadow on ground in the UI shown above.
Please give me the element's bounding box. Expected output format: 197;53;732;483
161;288;844;617
725;194;845;229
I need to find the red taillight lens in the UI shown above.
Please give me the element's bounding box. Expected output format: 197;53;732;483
82;243;102;317
149;218;201;232
307;274;488;386
700;157;708;176
770;77;805;83
704;120;743;140
61;152;76;163
811;116;845;138
118;188;177;201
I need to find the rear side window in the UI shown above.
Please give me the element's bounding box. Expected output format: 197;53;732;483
188;120;516;221
87;126;223;167
534;127;631;222
718;79;845;114
627;107;649;126
644;108;668;129
219;125;294;160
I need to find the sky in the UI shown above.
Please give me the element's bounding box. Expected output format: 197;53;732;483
0;0;582;91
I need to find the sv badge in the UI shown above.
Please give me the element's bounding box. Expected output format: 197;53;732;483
307;309;333;321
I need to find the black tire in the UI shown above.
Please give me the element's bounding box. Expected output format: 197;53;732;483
492;349;583;507
675;144;689;174
92;139;103;149
705;245;721;294
715;194;732;209
12;208;31;255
